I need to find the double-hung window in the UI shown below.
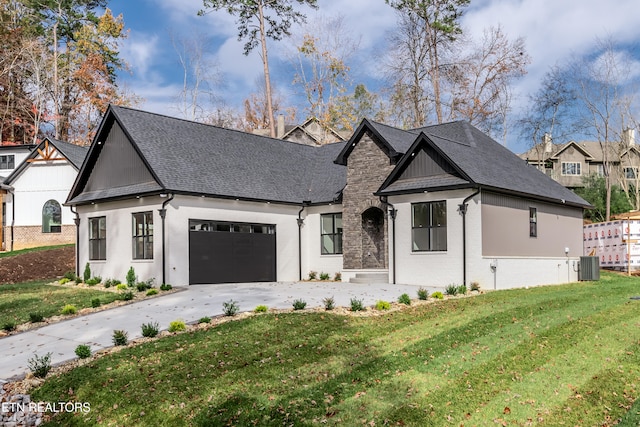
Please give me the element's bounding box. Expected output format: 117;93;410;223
132;212;153;259
89;216;106;260
561;162;581;176
412;201;447;251
0;155;14;170
321;213;343;254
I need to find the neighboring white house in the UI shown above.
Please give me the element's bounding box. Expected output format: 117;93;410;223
2;138;88;251
66;105;590;289
0;144;36;248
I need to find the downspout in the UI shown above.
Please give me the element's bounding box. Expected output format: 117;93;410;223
158;193;174;286
297;203;308;281
459;188;481;287
9;188;14;252
70;205;80;276
379;196;397;284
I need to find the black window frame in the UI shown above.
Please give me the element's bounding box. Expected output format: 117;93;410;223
42;199;62;233
132;211;154;260
0;155;14;170
411;201;447;252
529;207;537;238
320;213;343;255
88;216;106;260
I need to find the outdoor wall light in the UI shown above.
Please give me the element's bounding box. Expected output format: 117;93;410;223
564;247;570;255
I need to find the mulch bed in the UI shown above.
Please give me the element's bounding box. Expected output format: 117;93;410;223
0;246;75;285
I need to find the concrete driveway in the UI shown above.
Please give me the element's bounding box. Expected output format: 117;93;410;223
0;281;432;382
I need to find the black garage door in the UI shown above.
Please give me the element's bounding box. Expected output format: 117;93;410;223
189;220;276;284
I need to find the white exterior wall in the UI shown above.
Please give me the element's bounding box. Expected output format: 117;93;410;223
0;148;32;178
301;205;343;279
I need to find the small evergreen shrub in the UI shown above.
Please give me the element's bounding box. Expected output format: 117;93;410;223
61;304;77;315
91;298;101;308
457;284;467;295
59;278;70;285
29;313;44;323
2;321;16;332
198;316;211;324
103;278;119;288
398;293;411;305
350;298;364;312
292;299;307;310
141;322;160;338
375;300;390;311
254;305;268;313
119;291;134;301
222;300;239;317
75;344;91;359
319;272;330;281
417;287;429;300
308;271;317;280
168;319;186;333
431;291;444;299
63;271;77;281
136;282;150;292
334;272;342;281
160;283;173;291
470;281;481;292
28;352;52;378
323;296;335;311
116;283;128;290
112;329;128;346
85;278;100;286
126;267;137;287
445;284;458;296
83;263;91;283
146;289;158;296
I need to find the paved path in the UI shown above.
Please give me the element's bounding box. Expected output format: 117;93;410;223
0;281;432;382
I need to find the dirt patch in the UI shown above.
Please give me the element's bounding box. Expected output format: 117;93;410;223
0;246;75;285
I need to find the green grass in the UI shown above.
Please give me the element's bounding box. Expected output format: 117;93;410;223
0;280;121;327
32;272;640;426
0;244;73;259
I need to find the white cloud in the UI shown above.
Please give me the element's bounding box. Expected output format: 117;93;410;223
118;31;159;78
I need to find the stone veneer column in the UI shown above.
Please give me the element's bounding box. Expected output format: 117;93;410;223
342;132;396;270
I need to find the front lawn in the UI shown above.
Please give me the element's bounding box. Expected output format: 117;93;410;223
33;272;640;426
0;280;122;328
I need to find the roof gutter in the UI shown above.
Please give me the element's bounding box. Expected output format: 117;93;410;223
459;188;481;287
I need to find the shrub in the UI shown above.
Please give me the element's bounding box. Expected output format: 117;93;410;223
254;305;268;313
222;300;239;317
470;281;481;292
91;298;101;308
375;300;390;311
116;283;128;291
75;345;91;359
292;299;307;310
112;329;128;346
126;267;137;287
146;289;158;296
85;278;100;286
308;271;317;280
323;296;335;311
141;322;160;338
457;284;467;295
28;352;52;378
398;293;411;305
160;283;173;291
431;291;444;299
445;284;458;296
334;272;342;282
59;278;70;285
103;278;119;288
2;321;16;332
168;320;186;333
319;272;330;281
83;263;91;283
61;304;77;315
136;282;150;292
198;317;211;324
119;291;134;301
29;313;44;323
417;287;429;300
350;298;364;312
63;271;77;281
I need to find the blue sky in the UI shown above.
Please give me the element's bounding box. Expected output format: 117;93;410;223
105;0;640;153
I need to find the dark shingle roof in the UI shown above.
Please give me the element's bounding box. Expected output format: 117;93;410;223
50;139;89;169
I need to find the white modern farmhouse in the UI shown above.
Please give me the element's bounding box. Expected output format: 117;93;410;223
66;105;590;289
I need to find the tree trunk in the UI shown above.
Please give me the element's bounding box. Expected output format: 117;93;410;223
257;2;276;138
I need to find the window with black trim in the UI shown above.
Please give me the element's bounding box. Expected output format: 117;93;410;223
89;216;106;260
132;212;153;259
529;207;537;238
321;213;343;254
412;201;447;251
0;155;14;170
42;200;61;233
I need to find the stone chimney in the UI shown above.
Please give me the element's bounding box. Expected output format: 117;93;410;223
623;128;636;147
543;133;553;153
277;114;285;139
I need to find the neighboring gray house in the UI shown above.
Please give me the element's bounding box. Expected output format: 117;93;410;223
66;105;590;289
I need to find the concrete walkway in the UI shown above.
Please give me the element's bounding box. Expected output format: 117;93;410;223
0;281;432;382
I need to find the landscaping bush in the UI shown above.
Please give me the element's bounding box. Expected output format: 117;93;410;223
91;298;101;308
350;298;364;312
292;299;307;310
146;289;158;296
119;291;134;301
29;313;44;323
323;296;335;311
445;284;458;296
254;305;268;313
112;330;128;346
141;322;160;338
417;287;429;300
126;267;137;288
319;272;330;281
470;281;481;292
334;272;342;281
116;283;128;291
431;291;444;299
375;300;390;311
74;345;91;359
198;317;211;324
2;321;16;332
61;304;77;315
136;282;150;292
222;300;239;316
63;271;77;281
85;278;100;286
103;278;119;288
308;271;317;280
457;284;467;295
83;263;91;283
59;278;70;285
398;293;411;305
168;320;186;333
160;283;173;291
28;352;52;378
